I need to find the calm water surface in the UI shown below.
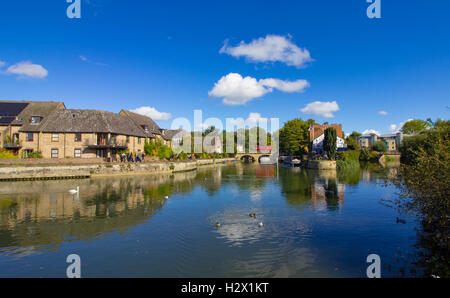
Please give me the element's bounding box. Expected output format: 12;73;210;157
0;163;420;277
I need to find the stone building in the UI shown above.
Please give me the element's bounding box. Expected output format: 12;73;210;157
35;109;148;159
0;100;66;157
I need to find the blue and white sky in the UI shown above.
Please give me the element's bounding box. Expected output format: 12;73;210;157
1;0;449;135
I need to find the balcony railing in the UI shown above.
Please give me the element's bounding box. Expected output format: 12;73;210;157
84;139;128;149
3;140;22;149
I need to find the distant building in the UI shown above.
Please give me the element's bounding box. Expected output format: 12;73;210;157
310;122;346;153
357;132;403;152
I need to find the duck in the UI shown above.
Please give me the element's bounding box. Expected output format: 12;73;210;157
215;222;221;228
396;217;406;224
249;213;256;218
258;222;263;227
68;186;79;195
164;196;169;199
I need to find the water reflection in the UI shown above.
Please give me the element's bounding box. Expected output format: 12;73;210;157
0;162;421;277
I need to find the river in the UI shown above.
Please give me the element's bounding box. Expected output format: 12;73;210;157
0;162;420;277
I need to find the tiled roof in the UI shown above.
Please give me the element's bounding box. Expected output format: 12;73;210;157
40;109;147;137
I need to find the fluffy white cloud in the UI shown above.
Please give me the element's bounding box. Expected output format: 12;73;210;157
131;106;172;120
378;110;388;116
389;119;414;133
362;129;381;136
220;35;312;68
208;73;309;105
300;101;340;118
6;61;48;79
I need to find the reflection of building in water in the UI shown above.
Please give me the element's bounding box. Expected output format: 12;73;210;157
310;179;345;211
0;172;197;252
255;166;274;177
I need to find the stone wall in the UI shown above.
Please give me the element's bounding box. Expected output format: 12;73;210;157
0;158;234;180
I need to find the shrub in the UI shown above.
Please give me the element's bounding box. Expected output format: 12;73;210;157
338;150;360;161
359;149;379;162
0;149;17;159
372;141;387;152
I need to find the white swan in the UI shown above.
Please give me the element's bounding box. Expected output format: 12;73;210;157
258;222;263;227
68;186;79;195
164;196;169;199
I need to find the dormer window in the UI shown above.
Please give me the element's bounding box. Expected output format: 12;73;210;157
141;125;149;132
31;116;41;124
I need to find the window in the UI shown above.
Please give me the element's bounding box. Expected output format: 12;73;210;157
26;133;34;142
52;134;59;142
31;116;41;124
138;137;141;144
75;133;82;142
74;149;81;158
51;149;59;158
126;136;130;143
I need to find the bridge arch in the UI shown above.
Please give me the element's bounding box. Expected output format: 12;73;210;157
235;153;275;164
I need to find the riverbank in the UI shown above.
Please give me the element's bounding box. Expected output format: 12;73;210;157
0;158;235;181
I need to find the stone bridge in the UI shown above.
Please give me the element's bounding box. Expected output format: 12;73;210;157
235;153;274;163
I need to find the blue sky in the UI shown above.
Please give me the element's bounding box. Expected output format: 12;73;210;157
1;0;449;135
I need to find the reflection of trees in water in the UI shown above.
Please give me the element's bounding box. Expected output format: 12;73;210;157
279;167;316;206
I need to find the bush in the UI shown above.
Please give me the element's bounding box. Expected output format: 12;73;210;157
359;149;379;162
372;141;387;152
390;123;449;276
0;149;17;159
337;150;360;161
24;151;43;159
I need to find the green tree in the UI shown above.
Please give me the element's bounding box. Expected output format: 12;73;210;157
372;140;387;152
324;127;337;160
401;119;432;134
279;118;310;155
391;122;449;276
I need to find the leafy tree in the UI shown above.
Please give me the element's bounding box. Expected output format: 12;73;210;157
279;118;310;155
324;127;337;160
349;131;361;140
345;136;360;150
372;140;387;152
401;119;432;134
391;122;449;276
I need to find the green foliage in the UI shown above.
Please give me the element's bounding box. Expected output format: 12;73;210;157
401;119;432;134
26;151;43;159
337;150;360;161
372;140;387;152
345;136;360;150
279;118;310;156
0;149;17;159
349;131;361;139
359;148;379;162
324;127;337;160
144;139;173;160
390;121;449;277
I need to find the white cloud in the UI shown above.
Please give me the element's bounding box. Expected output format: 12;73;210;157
6;61;48;79
131;106;172;120
362;129;381;136
208;73;309;105
0;61;5;68
378;110;388;116
258;78;309;92
300;101;340;118
220;35;313;68
79;55;88;61
389;118;414;133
